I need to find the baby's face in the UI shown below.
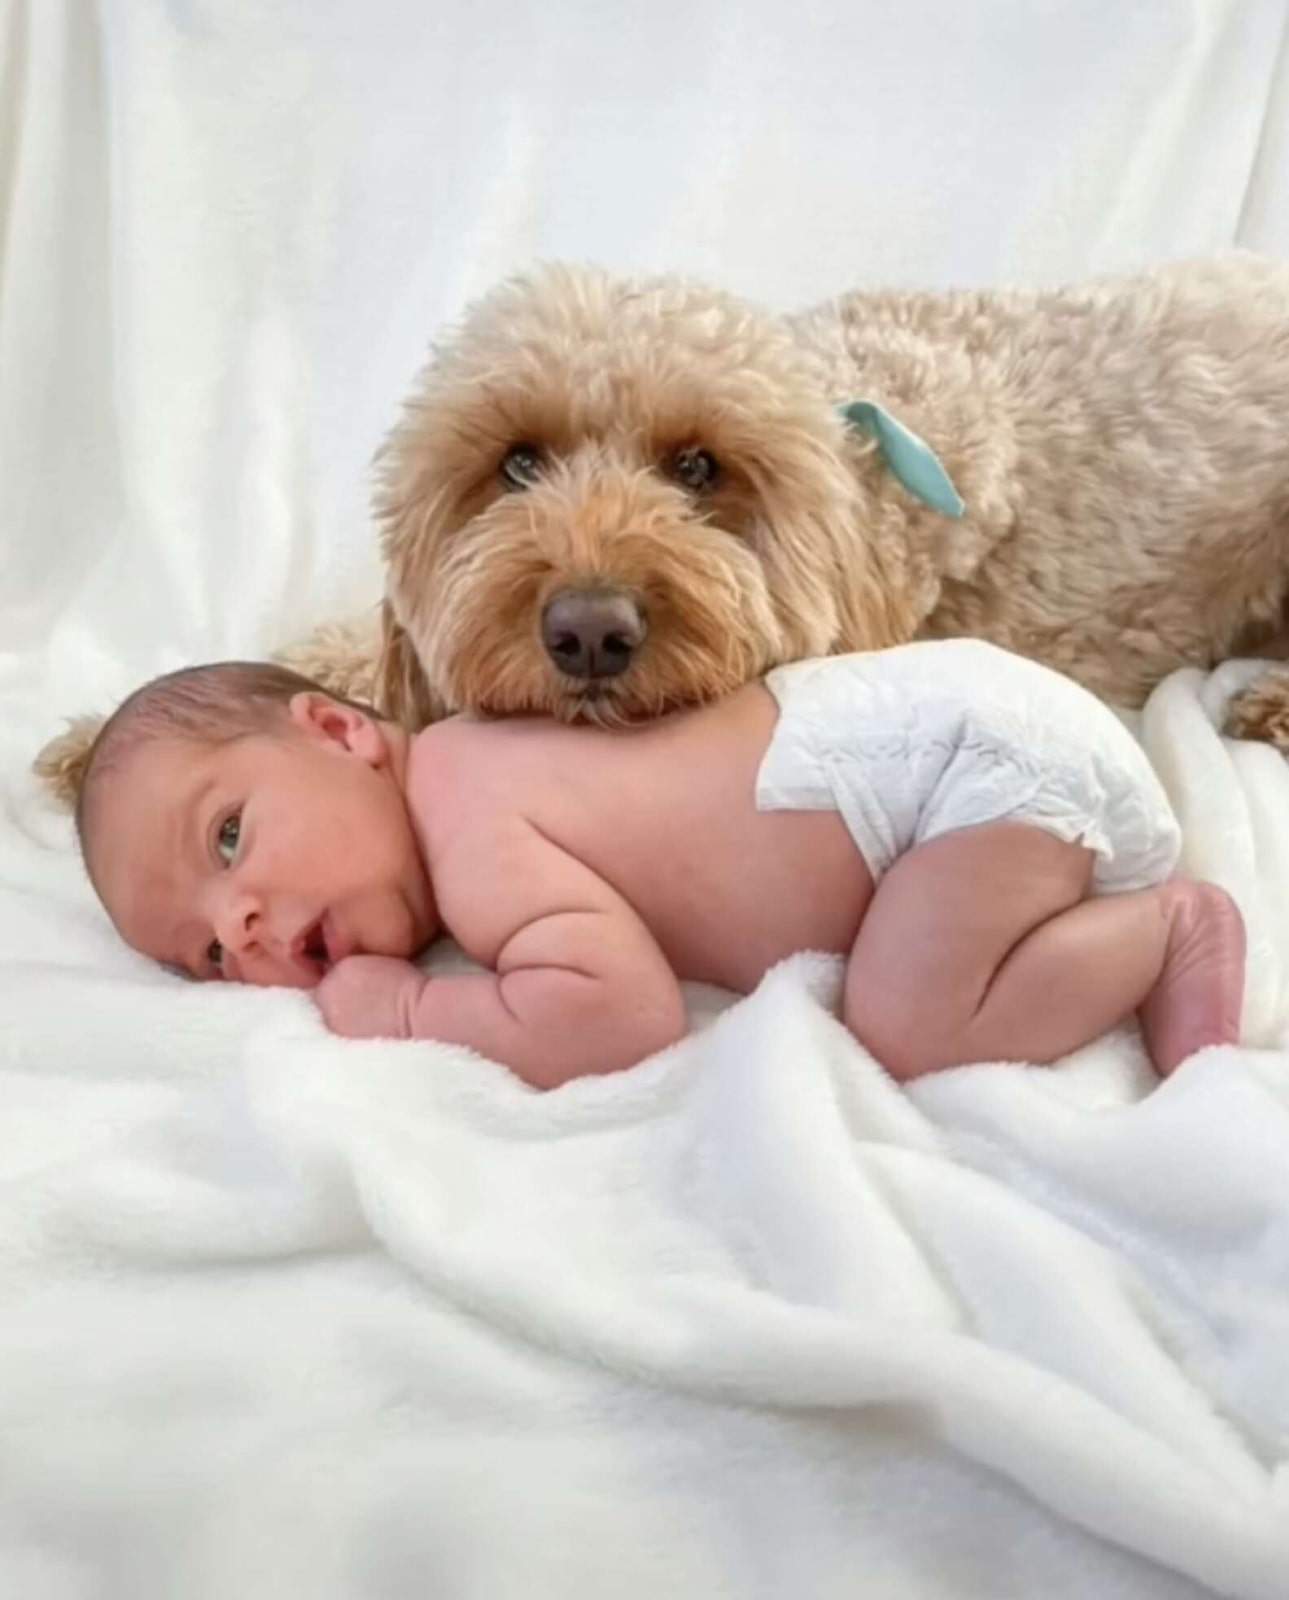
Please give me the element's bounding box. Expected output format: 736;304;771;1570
88;699;437;987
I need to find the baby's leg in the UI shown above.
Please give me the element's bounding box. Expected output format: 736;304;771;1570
843;822;1243;1081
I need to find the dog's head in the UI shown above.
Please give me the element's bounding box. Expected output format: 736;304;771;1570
374;263;916;724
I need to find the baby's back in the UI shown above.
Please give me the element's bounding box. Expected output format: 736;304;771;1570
409;683;873;991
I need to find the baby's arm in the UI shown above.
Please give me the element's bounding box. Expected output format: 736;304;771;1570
316;827;687;1089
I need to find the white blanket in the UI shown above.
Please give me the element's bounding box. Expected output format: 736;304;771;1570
3;659;1289;1599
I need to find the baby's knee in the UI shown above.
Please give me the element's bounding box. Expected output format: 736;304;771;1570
843;989;954;1083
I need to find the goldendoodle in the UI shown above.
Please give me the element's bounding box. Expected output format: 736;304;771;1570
36;252;1289;802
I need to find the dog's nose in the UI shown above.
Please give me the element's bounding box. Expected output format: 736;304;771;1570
541;588;647;680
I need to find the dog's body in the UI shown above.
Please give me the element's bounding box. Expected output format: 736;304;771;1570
33;253;1289;805
797;253;1289;708
362;253;1289;735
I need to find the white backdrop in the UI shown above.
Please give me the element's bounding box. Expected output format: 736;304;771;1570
2;0;1288;734
5;6;1289;1598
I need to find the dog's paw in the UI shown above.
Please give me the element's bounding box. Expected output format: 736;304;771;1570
32;715;105;810
1223;665;1289;750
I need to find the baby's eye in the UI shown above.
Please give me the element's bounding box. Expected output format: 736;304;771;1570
216;812;241;865
206;938;224;973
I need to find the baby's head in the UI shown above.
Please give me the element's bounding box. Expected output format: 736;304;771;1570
79;661;438;986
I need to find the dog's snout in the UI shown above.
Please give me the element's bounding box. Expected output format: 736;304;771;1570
541;588;647;680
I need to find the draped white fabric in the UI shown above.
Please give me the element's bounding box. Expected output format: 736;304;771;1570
3;0;1288;709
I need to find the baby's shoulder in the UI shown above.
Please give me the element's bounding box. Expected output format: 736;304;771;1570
405;717;519;836
404;721;556;951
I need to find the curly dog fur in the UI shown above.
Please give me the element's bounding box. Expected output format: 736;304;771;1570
35;252;1289;804
367;251;1289;728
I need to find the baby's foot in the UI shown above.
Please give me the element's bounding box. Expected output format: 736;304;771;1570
1139;881;1245;1077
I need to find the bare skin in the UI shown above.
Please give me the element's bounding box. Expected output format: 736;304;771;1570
88;685;1245;1090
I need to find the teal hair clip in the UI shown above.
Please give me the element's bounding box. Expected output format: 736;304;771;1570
839;399;965;519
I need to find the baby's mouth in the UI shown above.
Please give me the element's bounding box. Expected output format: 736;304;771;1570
295;917;332;975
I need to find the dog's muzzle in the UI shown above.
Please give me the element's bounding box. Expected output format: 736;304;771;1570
540;587;647;681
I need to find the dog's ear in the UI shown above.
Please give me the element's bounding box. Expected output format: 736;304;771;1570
752;462;923;656
32;715;105;812
377;601;446;728
831;531;923;651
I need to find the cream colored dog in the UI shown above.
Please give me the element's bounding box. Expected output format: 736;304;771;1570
36;252;1289;802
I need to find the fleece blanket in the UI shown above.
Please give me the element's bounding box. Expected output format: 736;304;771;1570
3;656;1289;1598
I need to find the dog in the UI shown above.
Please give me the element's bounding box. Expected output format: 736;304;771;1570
35;253;1289;804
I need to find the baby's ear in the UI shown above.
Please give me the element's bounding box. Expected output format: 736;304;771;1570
287;693;385;762
32;715;105;811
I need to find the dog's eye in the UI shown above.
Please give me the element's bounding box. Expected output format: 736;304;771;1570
500;444;544;491
670;447;720;492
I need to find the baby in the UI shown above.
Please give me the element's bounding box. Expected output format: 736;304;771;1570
75;642;1245;1090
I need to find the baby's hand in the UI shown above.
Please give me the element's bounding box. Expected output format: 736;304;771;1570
314;955;428;1040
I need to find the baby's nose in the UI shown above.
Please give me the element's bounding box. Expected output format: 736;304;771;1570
212;892;314;988
220;892;261;941
212;889;269;971
213;902;274;985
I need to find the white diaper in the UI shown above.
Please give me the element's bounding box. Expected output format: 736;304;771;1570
755;641;1181;893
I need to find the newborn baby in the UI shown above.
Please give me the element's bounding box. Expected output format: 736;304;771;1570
76;642;1245;1089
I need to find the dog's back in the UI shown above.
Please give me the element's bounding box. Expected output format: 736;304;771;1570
792;254;1289;704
